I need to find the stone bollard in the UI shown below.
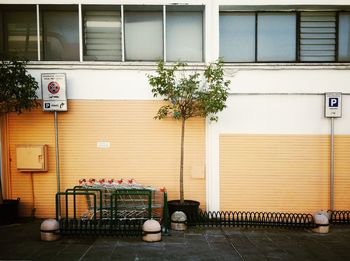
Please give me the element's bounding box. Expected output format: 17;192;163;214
142;219;162;242
171;211;187;231
40;219;60;241
312;211;330;234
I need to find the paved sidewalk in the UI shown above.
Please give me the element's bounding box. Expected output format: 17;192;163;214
1;220;350;260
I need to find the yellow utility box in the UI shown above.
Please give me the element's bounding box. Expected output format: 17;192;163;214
16;145;48;172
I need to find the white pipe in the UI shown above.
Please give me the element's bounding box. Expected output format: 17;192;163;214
36;4;41;61
78;4;83;62
330;117;335;211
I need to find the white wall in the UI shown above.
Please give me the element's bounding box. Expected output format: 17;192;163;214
206;92;350;211
29;68;155;100
28;66;350;99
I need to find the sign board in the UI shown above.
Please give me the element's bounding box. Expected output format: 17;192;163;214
325;92;342;118
41;73;68;111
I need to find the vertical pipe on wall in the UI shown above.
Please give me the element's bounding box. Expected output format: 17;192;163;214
36;4;40;61
163;5;166;62
78;4;83;63
330;117;335;211
121;5;125;62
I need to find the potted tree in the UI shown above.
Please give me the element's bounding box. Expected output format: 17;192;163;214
0;57;39;224
148;59;230;223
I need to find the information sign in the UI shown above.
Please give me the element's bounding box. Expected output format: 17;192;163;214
325;92;342;118
41;73;68;111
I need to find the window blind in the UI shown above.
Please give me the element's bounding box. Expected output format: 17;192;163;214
83;11;122;61
300;12;336;62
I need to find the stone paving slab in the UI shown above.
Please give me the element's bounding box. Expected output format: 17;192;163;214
1;221;350;260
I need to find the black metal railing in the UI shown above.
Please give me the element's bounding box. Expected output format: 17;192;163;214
330;210;350;224
59;219;144;236
57;186;350;236
188;210;316;228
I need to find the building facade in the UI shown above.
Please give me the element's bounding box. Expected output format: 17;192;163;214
1;0;350;218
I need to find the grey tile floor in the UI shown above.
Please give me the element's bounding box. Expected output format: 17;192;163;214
1;221;350;260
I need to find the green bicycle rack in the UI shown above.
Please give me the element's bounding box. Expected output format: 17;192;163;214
56;187;168;236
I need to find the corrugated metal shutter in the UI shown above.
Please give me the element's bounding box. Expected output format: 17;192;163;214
7;101;206;218
299;12;336;62
83;11;122;61
220;135;331;213
8;110;56;218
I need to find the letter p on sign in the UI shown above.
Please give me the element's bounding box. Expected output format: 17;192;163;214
329;98;339;108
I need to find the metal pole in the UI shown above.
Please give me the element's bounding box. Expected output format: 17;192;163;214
54;111;61;219
54;111;61;193
330;117;335;211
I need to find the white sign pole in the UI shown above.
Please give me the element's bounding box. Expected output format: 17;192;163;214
41;73;68;219
324;92;342;211
54;111;61;194
330;117;334;211
54;111;61;219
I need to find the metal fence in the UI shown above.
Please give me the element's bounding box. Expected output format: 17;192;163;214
59;219;144;237
56;187;168;236
330;210;350;224
56;186;350;236
187;210;316;228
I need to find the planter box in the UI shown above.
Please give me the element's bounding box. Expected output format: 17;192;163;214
0;198;20;225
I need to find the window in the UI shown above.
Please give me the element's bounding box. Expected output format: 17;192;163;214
220;10;350;63
219;12;296;62
339;12;350;62
1;4;204;62
124;6;163;61
299;12;336;62
83;6;122;61
257;13;296;61
166;6;203;62
41;6;79;61
219;13;255;62
0;5;37;60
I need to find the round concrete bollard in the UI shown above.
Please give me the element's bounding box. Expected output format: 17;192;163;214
40;219;60;241
312;211;329;234
142;219;162;242
171;211;187;231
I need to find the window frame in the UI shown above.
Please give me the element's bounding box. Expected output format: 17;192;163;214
220;10;350;63
165;5;204;62
82;5;123;62
123;5;164;62
337;11;350;62
0;4;38;60
40;5;80;61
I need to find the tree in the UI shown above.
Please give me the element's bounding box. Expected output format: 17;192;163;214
148;59;230;204
0;58;39;203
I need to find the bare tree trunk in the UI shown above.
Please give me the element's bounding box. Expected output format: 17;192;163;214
180;118;186;204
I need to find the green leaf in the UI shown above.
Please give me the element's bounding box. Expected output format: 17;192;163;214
0;57;39;115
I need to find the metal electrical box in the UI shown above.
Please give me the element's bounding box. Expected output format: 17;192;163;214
16;145;48;172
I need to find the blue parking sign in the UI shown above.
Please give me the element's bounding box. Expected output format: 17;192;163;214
329;98;339;108
325;93;342;118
